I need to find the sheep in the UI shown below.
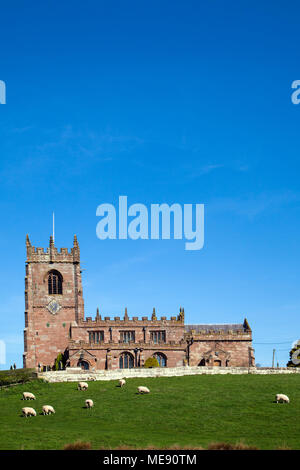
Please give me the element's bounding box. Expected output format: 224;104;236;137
119;378;126;387
22;392;36;400
42;405;55;415
85;399;94;408
275;393;290;404
137;386;150;394
22;407;37;417
78;382;88;391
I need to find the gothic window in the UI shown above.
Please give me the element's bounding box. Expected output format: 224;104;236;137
150;331;166;344
48;270;63;295
120;331;135;343
89;331;104;343
153;352;167;367
119;352;134;369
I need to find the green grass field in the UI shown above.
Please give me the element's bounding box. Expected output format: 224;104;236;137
0;374;299;450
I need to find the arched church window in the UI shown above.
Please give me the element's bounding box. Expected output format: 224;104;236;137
119;352;134;369
48;270;63;295
153;352;167;367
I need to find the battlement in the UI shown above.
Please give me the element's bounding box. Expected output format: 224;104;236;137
26;234;80;263
184;319;252;341
78;306;185;326
68;339;187;349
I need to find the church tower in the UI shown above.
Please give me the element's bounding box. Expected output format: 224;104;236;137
23;235;85;369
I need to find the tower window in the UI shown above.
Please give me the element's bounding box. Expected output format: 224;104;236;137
48;270;63;295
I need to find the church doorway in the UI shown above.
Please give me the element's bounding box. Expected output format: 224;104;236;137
78;360;90;370
213;359;221;367
199;358;206;366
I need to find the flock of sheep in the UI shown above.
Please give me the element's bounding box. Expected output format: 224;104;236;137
21;378;151;418
21;382;289;418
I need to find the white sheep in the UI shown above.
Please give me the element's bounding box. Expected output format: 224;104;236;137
42;405;55;415
22;392;36;400
119;378;126;387
137;386;150;394
78;382;88;391
22;407;37;417
85;399;94;408
275;393;290;403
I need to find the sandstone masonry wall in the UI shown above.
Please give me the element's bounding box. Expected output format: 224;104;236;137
37;366;300;383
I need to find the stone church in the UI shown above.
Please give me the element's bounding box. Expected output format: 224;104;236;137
23;235;255;370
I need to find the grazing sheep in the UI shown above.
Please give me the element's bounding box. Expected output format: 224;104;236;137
88;376;96;381
119;378;126;387
137;386;150;394
275;393;290;404
85;399;94;408
42;405;55;415
22;392;36;400
78;382;88;391
22;407;36;417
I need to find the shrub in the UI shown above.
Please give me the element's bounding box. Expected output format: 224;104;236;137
144;357;159;368
207;442;258;450
63;441;92;450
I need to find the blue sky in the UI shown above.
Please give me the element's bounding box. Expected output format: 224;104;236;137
0;0;300;367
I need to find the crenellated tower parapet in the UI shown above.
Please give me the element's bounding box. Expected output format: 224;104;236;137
26;234;80;264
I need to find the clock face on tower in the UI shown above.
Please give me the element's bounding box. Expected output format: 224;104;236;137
47;299;61;315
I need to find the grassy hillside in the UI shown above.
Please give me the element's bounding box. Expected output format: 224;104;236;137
0;368;35;386
0;374;299;450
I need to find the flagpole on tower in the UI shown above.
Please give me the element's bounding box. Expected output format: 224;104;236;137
53;212;55;244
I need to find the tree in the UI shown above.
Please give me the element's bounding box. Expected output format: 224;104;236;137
287;340;300;367
54;353;65;371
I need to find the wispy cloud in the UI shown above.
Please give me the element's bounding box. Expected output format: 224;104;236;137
209;190;300;218
186;163;224;179
0;125;144;186
106;254;150;274
34;125;143;161
182;160;249;180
